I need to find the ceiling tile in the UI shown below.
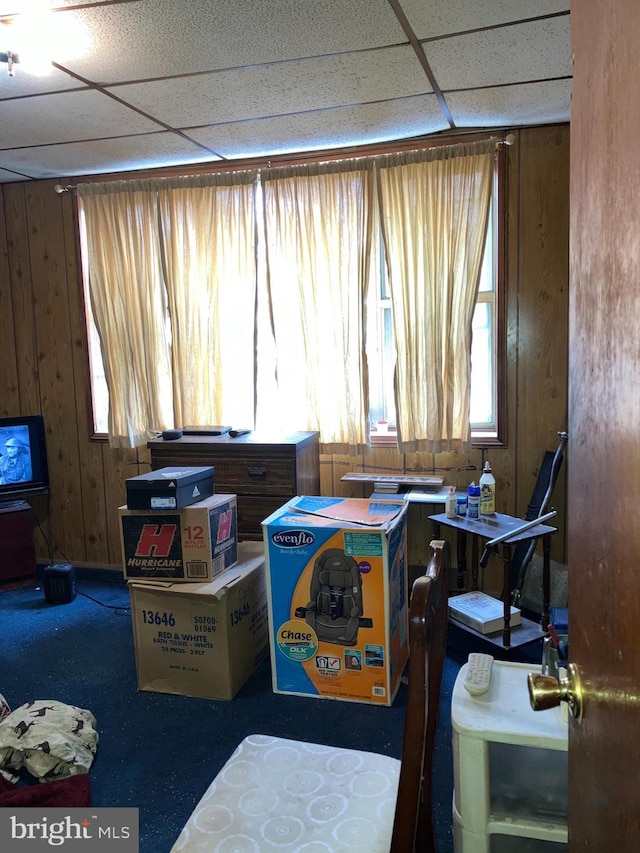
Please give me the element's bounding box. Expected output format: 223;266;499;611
399;0;569;39
186;95;449;160
0;67;85;98
0;89;164;148
0;0;572;182
446;80;572;127
424;18;572;90
0;132;221;181
55;0;407;84
0;167;28;183
113;46;431;129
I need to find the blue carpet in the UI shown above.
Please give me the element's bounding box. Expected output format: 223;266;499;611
0;570;542;852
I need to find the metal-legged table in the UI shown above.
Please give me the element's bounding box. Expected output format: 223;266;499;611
431;511;557;648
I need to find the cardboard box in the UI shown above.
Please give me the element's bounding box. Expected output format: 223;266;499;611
262;496;409;706
125;466;214;510
119;494;237;583
129;541;268;700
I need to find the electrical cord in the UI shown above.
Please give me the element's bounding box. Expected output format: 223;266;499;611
30;503;130;610
76;589;130;614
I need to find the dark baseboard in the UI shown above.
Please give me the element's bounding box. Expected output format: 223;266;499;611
36;561;125;585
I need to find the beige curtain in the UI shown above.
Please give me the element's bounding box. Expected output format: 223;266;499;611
376;140;494;453
78;173;258;448
78;182;172;448
261;161;374;454
158;173;257;429
80;141;493;452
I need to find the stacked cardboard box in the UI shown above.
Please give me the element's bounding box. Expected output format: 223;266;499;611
121;468;267;700
129;541;269;701
120;466;237;583
119;494;238;583
125;465;215;510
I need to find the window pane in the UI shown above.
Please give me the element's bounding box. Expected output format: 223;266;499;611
470;301;495;427
78;207;110;436
382;306;395;427
477;197;494;294
88;321;109;434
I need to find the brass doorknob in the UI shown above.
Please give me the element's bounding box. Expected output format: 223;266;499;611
527;662;583;721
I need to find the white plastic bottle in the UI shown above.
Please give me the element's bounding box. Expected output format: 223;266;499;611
446;485;457;518
467;482;480;519
480;461;496;515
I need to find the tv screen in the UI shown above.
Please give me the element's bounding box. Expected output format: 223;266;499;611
0;415;50;503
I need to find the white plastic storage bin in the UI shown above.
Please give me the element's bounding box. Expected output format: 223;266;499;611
489;741;567;823
491;835;567;853
452;660;568;852
454;806;568;853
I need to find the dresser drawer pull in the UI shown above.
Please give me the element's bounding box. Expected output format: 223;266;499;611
247;467;268;480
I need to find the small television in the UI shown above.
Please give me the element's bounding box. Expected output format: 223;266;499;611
0;415;50;503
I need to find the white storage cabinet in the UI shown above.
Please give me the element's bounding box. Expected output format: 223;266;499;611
452;660;568;853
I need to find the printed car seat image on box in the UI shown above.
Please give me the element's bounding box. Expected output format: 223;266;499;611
294;547;373;645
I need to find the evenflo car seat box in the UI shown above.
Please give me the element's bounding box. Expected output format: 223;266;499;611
262;496;409;706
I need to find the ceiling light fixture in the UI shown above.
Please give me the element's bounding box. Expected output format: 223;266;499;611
0;1;92;77
1;2;54;77
0;19;19;76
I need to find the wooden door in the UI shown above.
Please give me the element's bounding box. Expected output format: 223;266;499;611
568;0;640;847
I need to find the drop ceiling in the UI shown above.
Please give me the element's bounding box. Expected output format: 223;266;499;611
0;0;572;184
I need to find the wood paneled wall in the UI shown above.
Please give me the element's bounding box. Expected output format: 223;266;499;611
0;125;569;583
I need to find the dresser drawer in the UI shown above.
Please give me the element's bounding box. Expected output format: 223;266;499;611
147;431;320;539
217;459;295;495
237;496;288;540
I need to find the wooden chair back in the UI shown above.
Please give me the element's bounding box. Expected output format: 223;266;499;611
391;538;450;852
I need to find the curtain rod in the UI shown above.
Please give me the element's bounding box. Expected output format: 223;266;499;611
53;132;516;195
495;133;515;149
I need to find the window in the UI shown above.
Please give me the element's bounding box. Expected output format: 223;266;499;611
368;157;503;445
80;138;504;447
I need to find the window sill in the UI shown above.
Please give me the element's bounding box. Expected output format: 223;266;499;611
369;432;505;449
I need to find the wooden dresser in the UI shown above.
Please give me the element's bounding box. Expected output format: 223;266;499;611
147;431;321;540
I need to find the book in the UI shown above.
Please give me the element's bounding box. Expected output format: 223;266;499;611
181;425;232;435
448;591;521;635
372;483;400;494
341;472;444;490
